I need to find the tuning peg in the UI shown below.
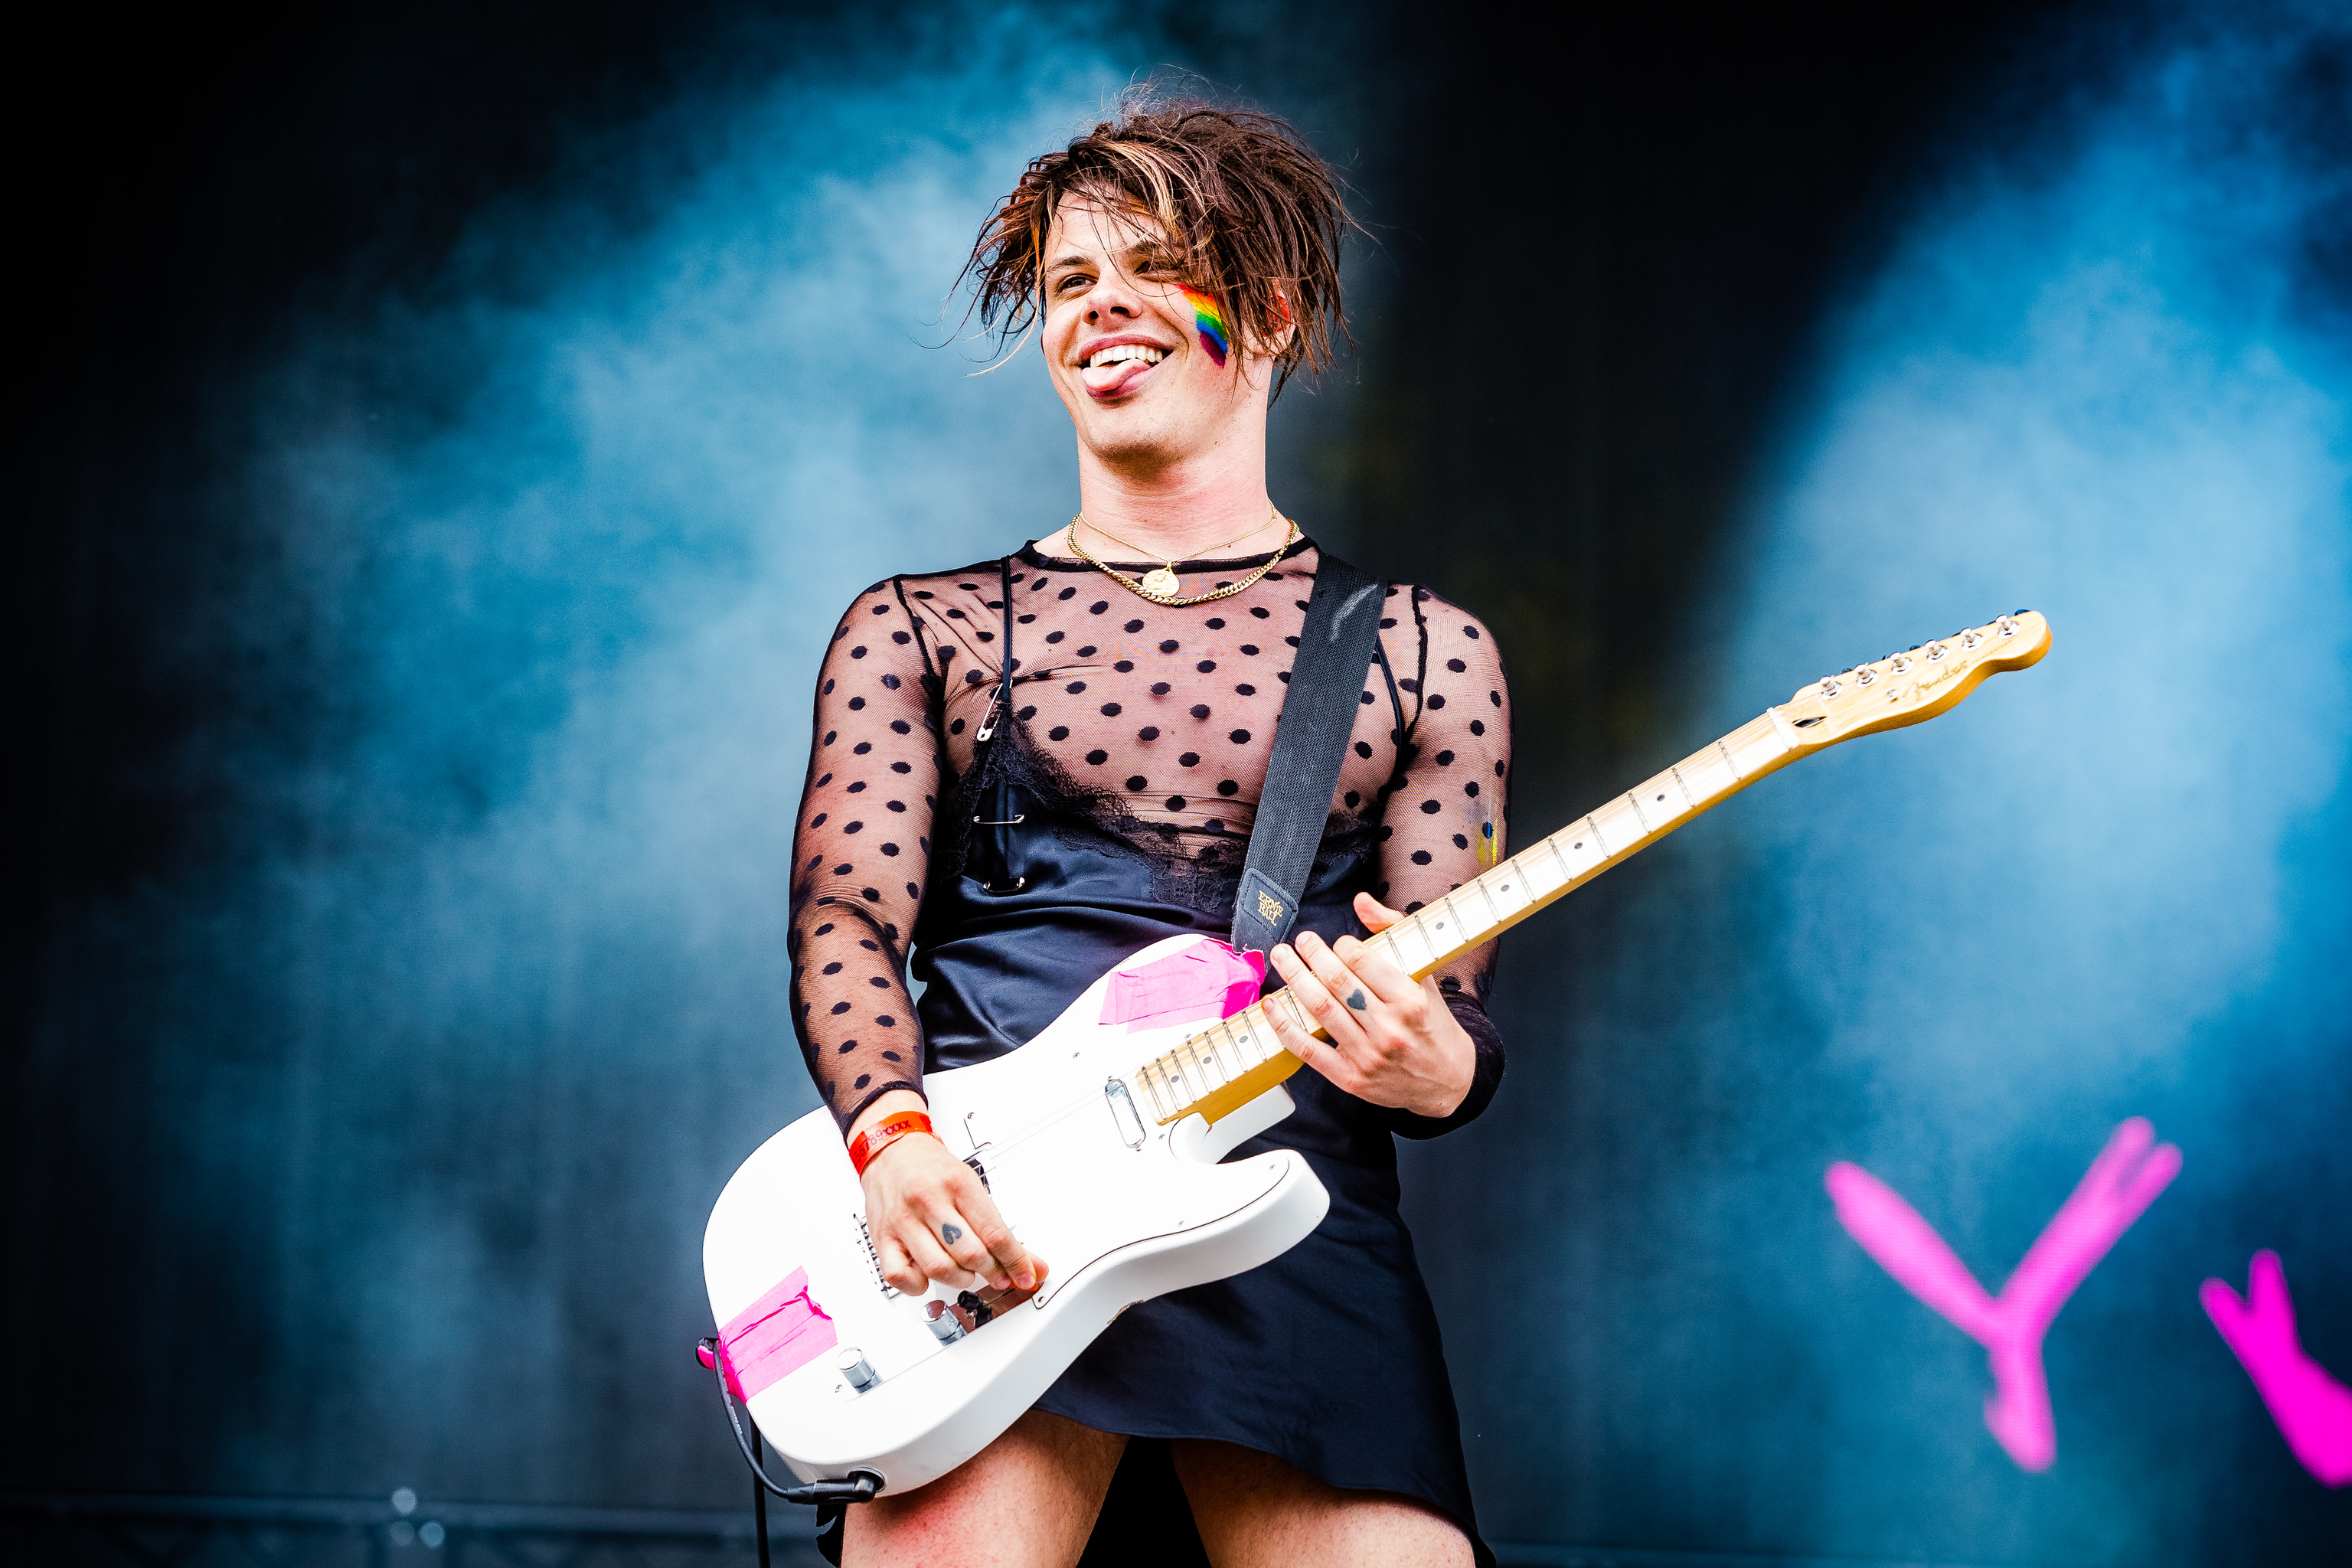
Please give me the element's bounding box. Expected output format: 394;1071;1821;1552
1818;678;1842;697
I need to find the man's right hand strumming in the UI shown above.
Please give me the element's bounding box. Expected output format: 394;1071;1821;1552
849;1089;1046;1298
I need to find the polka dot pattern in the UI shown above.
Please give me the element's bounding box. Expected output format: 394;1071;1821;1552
787;545;1509;1133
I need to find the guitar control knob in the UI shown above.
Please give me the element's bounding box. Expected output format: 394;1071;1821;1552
837;1347;879;1392
925;1300;968;1344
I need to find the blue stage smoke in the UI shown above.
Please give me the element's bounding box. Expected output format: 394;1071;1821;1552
128;35;1135;1500
1697;7;2350;1557
1408;10;2351;1564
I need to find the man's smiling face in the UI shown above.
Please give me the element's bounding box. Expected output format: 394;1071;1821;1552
1039;196;1263;474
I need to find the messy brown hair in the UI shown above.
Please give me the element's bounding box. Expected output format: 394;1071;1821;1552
960;88;1358;397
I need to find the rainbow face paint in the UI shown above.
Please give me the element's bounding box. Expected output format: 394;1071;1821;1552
1178;285;1230;368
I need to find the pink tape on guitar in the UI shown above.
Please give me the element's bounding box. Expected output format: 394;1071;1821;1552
707;1266;836;1400
1100;939;1265;1031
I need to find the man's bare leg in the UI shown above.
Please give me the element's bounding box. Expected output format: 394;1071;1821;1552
1171;1439;1474;1568
841;1410;1125;1568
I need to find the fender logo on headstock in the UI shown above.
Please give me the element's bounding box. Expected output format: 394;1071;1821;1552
1911;654;1967;700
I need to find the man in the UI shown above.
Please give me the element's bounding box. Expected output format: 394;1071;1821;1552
789;93;1509;1567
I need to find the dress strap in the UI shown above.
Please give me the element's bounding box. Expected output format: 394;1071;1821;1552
998;556;1016;684
977;556;1017;743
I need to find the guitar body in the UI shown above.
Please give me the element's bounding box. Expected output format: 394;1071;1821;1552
701;932;1330;1496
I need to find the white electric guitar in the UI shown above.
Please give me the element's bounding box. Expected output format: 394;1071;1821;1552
702;611;2053;1496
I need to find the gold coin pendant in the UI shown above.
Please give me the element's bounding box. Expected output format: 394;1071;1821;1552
1140;567;1181;596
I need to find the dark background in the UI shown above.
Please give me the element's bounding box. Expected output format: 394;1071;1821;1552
9;2;2348;1563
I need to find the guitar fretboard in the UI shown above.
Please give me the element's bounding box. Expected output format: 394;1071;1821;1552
1128;708;1806;1127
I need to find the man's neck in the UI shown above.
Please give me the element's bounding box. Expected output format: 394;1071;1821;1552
1055;436;1280;561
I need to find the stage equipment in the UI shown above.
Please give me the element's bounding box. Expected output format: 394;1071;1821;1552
701;610;2053;1500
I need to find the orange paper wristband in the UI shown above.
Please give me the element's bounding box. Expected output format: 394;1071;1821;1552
848;1111;936;1178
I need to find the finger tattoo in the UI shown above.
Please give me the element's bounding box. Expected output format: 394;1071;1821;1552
1345;987;1368;1010
941;1223;964;1244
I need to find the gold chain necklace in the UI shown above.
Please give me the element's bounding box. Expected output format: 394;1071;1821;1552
1067;508;1298;606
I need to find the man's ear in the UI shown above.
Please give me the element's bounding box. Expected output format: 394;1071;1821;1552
1259;284;1298;358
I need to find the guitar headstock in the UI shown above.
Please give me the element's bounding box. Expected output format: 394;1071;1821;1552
1775;610;2051;749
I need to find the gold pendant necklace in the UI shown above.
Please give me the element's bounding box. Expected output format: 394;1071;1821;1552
1067;509;1298;607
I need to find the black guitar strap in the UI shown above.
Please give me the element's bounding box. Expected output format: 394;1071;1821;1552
1230;549;1386;956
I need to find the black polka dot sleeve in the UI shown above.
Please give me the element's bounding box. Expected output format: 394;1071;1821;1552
787;582;939;1134
1375;590;1511;989
1374;589;1511;1137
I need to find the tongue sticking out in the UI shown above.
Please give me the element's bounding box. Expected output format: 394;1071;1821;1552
1083;355;1158;398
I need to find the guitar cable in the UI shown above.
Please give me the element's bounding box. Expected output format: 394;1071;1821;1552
697;1337;881;1567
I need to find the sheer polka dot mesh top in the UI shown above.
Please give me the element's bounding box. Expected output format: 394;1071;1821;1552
789;538;1512;1132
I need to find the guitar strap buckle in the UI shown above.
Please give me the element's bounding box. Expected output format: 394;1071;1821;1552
1231;866;1299;956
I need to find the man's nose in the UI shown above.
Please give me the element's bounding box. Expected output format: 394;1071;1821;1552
1086;276;1144;321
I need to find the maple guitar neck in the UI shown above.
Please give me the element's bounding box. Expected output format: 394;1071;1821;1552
1129;610;2054;1128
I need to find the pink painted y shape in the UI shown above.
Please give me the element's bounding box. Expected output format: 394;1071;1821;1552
1826;1118;2181;1470
2201;1250;2352;1487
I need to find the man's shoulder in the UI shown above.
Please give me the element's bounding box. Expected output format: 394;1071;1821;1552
1359;573;1498;644
836;552;1018;612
